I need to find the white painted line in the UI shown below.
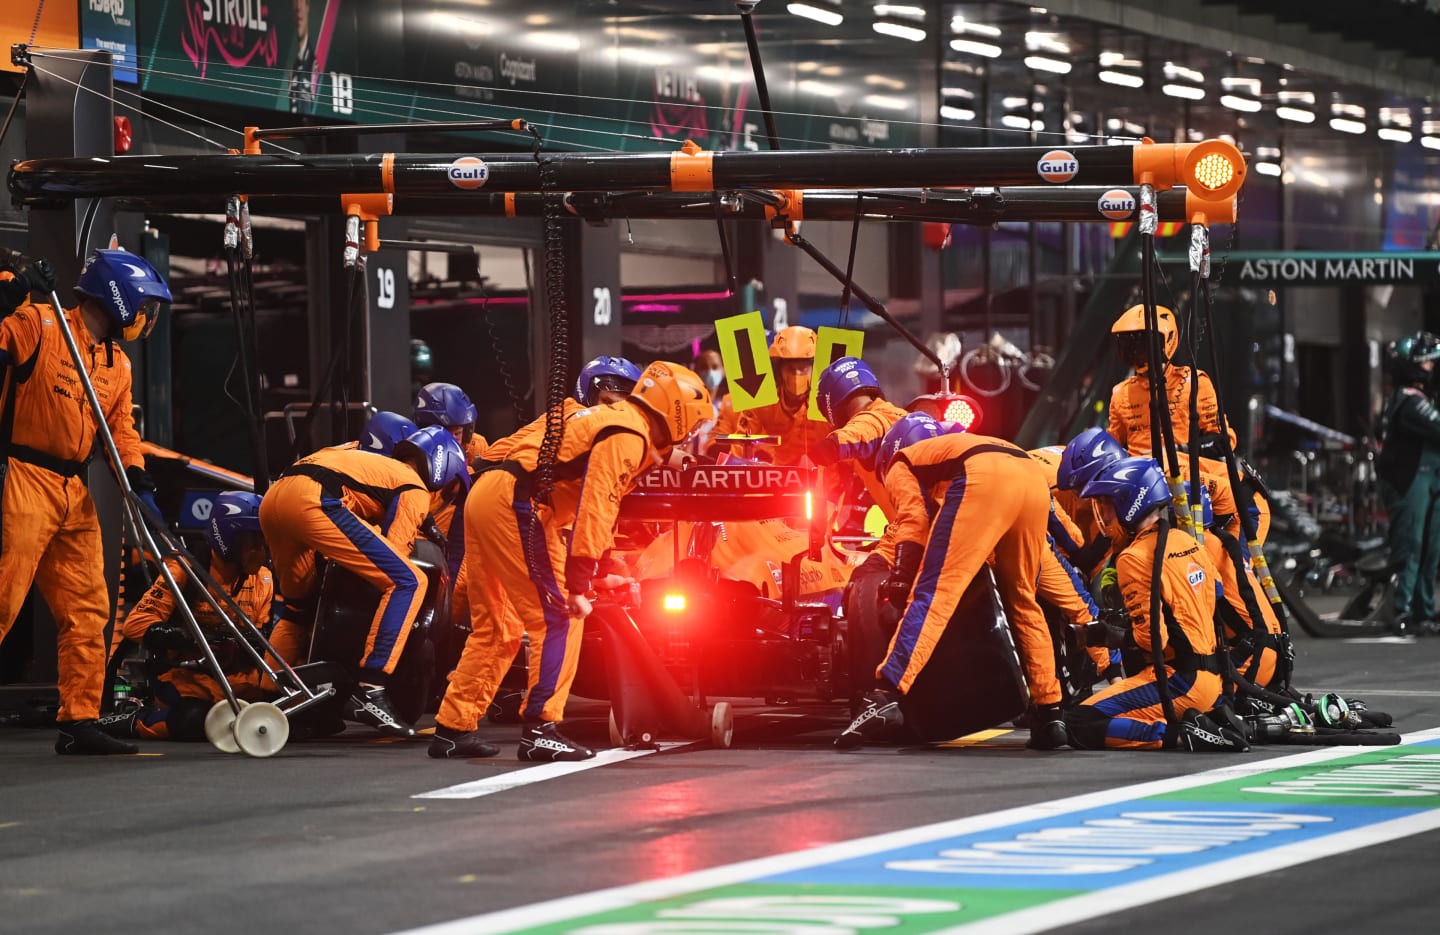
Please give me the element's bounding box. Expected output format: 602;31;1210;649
392;727;1440;934
944;808;1440;935
1345;636;1418;645
412;745;684;800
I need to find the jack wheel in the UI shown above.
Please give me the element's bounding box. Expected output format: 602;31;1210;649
233;702;290;758
204;700;249;754
710;701;734;748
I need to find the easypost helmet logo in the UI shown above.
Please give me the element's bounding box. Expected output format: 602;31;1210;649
1037;150;1079;183
1124;487;1148;522
1098;188;1136;220
448;157;490;190
107;280;129;319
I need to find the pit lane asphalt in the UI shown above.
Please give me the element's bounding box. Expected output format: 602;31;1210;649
3;628;1437;935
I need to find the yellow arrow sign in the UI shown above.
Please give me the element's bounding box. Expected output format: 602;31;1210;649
716;311;777;412
808;326;866;421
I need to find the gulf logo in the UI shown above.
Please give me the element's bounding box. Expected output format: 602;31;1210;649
1186;562;1207;588
447;156;490;190
1098;188;1136;220
1036;149;1078;183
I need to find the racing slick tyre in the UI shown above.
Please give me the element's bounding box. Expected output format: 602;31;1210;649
204;699;250;754
233;702;290;758
387;634;435;726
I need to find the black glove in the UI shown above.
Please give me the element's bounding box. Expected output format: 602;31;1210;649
143;624;196;656
420;519;447;549
23;258;56;297
564;555;599;596
856;552;890;578
126;465;161;518
1078;620;1129;649
881;541;924;610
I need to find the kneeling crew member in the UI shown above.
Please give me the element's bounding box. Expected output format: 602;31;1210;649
1064;457;1247;752
113;492;273;741
260;426;468;737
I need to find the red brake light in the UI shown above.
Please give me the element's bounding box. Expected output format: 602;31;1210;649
943;395;982;430
662;593;687;612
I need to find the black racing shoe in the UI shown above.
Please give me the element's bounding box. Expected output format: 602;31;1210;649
835;689;904;750
429;725;501;759
343;686;418;739
518;722;595;762
55;720;139;755
1178;709;1250;753
95;711;138;739
1025;705;1070;751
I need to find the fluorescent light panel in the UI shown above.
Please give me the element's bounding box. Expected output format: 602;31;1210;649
1024;55;1071;74
1220;94;1261;113
1162;83;1205;101
1099;70;1144;88
874;19;927;42
950;37;1002;57
1276;107;1315;124
1378;127;1413;143
787;2;843;26
1255;162;1282;177
1329;117;1367;134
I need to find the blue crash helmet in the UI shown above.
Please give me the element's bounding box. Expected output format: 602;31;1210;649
74;248;173;342
1081;456;1171;534
358;411;419;457
876;411;944;481
395;426;470;493
1056;427;1127;492
816;356;882;427
206;491;263;562
414;382;478;428
575;356;642;407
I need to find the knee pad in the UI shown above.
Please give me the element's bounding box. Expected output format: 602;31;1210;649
1062;705;1111;750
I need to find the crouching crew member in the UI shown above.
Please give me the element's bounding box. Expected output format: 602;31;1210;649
1;248;170;755
260;426;468;738
836;413;1067;751
431;362;712;762
109;493;272;741
1064;457;1248;752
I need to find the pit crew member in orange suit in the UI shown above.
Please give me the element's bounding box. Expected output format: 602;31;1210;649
1107;304;1221;455
732;326;832;466
836;414;1067;751
260;426;468;738
106;492;273;741
812;356;907;528
1191;483;1284;691
0;248;169;755
429;361;713;762
448;355;646;666
413;382;487;571
1064;457;1248;752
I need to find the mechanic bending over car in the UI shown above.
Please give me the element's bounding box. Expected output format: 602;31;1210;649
836;413;1068;752
103;492;274;741
261;426;469;738
430;361;712;762
447;354;646;672
1064;457;1249;752
1;248;170;756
